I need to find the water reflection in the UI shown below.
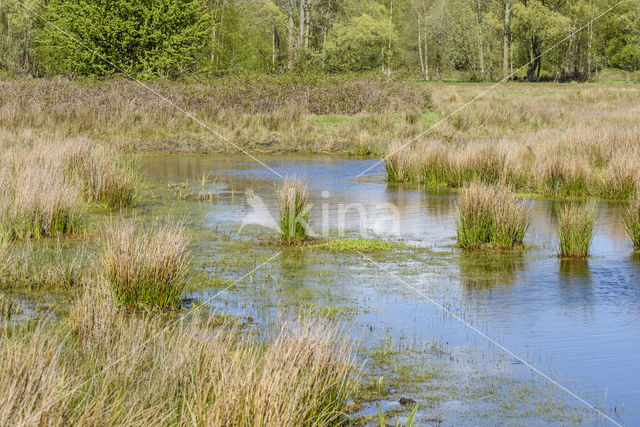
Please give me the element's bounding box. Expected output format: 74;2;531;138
459;250;525;291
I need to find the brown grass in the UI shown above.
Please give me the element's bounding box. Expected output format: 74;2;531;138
0;131;138;239
0;77;431;155
100;220;190;311
0;284;356;426
387;85;640;199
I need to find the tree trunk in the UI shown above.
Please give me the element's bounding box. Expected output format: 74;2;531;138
475;0;484;78
503;0;510;79
418;15;425;79
304;2;310;50
288;13;295;71
272;26;277;69
387;0;393;77
299;0;305;51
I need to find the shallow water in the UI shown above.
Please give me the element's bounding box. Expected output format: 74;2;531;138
141;154;640;425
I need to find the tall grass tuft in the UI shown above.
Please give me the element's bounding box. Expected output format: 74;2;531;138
0;285;356;425
100;221;190;311
456;183;530;250
0;136;139;240
0;156;84;240
624;189;640;248
64;142;139;208
278;177;311;244
556;203;598;258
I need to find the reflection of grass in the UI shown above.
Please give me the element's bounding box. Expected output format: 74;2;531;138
556;203;597;258
459;250;524;288
316;238;403;253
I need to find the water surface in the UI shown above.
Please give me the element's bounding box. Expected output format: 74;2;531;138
141;154;640;425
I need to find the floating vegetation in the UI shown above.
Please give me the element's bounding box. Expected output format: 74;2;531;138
455;183;530;250
556;203;598;258
278;177;310;244
317;238;404;253
100;220;190;311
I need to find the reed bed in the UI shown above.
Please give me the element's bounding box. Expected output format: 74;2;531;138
455;183;530;250
386;86;640;200
279;177;311;244
556;203;598;258
0;285;355;425
100;221;190;311
624;189;640;248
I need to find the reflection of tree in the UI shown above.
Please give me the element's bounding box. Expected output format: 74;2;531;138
459;250;525;291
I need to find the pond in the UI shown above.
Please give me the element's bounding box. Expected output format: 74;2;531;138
139;154;639;425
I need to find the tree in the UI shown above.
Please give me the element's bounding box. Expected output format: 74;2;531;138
512;0;569;81
325;6;396;72
38;0;210;78
0;0;42;75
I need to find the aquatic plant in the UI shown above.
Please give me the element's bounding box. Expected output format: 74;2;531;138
278;177;311;244
455;183;530;250
100;221;190;311
318;238;403;253
556;203;598;258
624;189;640;248
1;285;356;425
0;243;89;291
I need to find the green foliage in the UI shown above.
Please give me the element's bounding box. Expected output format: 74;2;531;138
37;0;210;78
556;203;597;258
325;12;396;72
278;177;310;244
2;0;640;79
456;183;530;250
0;0;42;75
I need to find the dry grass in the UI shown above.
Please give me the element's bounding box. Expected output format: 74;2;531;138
279;177;311;244
101;220;190;311
455;183;530;250
556;203;598;258
386;85;640;200
0;77;431;155
0;131;138;240
0;284;355;426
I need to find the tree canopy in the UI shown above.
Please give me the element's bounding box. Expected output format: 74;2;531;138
1;0;639;80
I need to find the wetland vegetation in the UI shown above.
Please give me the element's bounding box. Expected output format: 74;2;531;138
556;203;598;259
3;0;640;422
